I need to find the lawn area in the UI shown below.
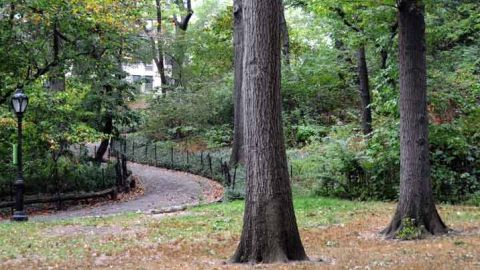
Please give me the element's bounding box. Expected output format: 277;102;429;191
0;197;479;269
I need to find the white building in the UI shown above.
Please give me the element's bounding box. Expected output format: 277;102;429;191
123;60;162;93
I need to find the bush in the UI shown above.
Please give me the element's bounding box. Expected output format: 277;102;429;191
396;218;423;240
293;114;479;203
144;86;233;141
0;155;116;198
294;124;328;146
204;124;233;148
466;192;480;206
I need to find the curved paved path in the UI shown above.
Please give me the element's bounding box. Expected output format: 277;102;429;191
33;163;223;220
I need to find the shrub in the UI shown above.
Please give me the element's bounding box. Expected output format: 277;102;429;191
204;124;233;148
0;155;116;198
293;114;479;203
396;218;423;240
466;192;480;206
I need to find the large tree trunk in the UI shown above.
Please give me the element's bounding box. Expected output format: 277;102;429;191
230;0;308;263
230;0;245;166
356;46;373;135
382;0;448;238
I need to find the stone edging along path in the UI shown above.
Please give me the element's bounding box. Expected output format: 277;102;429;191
33;162;224;220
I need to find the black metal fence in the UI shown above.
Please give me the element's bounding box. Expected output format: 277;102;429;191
110;136;247;198
0;143;123;210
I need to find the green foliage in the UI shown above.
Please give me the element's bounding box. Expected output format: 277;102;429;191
396;218;423;240
204;124;233;148
0;0;146;196
293;113;479;203
23;158;116;196
466;192;480;207
145;85;233;141
429;110;480;203
291;123;396;200
224;188;244;201
0;155;116;198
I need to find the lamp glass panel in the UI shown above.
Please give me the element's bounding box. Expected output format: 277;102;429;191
12;99;21;113
20;99;27;112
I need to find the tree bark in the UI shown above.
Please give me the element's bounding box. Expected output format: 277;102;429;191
95;112;113;162
47;20;65;91
171;0;193;87
356;46;373;135
380;21;398;70
230;0;308;263
332;7;373;135
382;0;448;238
230;0;245;166
153;0;168;94
95;85;114;162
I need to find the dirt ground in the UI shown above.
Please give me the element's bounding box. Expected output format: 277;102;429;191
1;203;477;270
105;210;480;270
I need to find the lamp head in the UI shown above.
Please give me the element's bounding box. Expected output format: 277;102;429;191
11;88;28;115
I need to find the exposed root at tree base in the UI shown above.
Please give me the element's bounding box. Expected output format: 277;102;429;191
381;214;449;240
229;249;309;264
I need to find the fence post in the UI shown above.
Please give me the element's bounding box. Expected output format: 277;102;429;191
171;147;174;167
223;162;231;188
207;154;213;178
102;168;105;188
200;151;204;168
108;139;111;159
122;153;128;187
186;150;189;164
94;145;97;158
115;153;122;190
154;143;157;167
123;137;127;157
233;165;237;190
10;182;13;215
145;143;148;163
132;141;135;159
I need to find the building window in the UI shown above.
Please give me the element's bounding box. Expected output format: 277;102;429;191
145;63;154;71
132;75;142;92
144;76;153;92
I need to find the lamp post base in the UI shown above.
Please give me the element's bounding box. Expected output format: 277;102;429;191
12;211;28;221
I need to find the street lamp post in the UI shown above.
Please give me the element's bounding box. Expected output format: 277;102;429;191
11;88;28;221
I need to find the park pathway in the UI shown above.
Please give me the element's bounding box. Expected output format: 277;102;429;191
33;162;223;220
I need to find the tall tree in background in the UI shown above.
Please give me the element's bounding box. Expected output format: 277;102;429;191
230;0;245;165
171;0;193;87
382;0;448;238
230;0;308;263
356;46;372;135
332;7;373;135
150;0;169;94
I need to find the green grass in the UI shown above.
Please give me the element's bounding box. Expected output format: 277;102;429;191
0;197;362;261
0;196;479;266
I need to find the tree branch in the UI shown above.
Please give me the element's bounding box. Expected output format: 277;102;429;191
332;7;362;33
174;0;193;31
